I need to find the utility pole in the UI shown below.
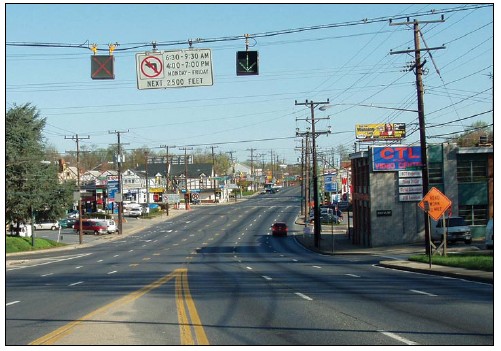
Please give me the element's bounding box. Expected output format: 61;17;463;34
390;17;445;254
247;148;256;192
270;150;274;181
160;144;175;215
210;145;219;202
109;130;129;235
144;150;150;212
65;134;90;244
179;147;193;210
296;99;331;248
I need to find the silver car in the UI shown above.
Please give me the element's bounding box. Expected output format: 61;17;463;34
34;221;60;230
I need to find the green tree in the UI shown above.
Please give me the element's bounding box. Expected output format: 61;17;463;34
6;104;74;231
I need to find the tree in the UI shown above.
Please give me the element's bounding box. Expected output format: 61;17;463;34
6;104;74;230
451;121;493;147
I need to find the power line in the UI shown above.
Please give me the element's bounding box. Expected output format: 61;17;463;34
6;4;490;51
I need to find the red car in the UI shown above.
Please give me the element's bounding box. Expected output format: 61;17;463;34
73;219;108;235
271;222;288;237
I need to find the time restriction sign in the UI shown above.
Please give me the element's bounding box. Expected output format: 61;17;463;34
136;49;213;90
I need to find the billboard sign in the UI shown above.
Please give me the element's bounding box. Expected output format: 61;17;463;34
372;146;422;172
356;123;406;140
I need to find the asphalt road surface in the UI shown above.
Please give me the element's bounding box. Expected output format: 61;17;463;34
5;187;494;345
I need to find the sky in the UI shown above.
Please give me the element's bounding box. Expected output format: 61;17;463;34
4;1;495;168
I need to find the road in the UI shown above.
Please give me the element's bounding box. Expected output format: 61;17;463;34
5;187;494;345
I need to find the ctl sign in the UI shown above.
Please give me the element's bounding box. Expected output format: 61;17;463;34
372;146;422;171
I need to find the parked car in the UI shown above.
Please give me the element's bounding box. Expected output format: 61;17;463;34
59;218;77;228
73;219;108;235
485;218;493;250
106;219;118;234
432;216;472;244
67;210;79;219
34;221;60;230
125;209;142;217
271;222;288;237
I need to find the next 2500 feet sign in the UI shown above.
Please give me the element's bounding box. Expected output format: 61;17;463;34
136;49;213;90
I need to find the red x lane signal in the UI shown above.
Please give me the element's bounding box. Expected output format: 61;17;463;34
91;55;115;80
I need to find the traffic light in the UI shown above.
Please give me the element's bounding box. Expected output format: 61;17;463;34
91;55;115;80
236;51;259;76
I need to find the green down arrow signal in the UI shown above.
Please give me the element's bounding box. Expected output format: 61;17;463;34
236;51;259;76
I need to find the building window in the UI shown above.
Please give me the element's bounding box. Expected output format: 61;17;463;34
459;204;488;226
457;159;487;183
428;162;443;184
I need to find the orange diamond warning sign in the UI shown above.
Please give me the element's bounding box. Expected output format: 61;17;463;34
418;187;452;221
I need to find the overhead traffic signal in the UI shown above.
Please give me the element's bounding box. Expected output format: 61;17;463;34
236;51;259;76
91;55;115;80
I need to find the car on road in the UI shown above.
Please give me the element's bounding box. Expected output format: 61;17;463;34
73;219;108;235
485;218;493;250
271;222;288;237
34;221;60;230
432;216;472;244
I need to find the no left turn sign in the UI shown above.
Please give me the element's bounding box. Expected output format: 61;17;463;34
139;54;164;79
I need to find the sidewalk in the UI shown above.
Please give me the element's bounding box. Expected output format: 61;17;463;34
293;218;493;284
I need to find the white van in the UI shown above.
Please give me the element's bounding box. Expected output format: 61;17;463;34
106;219;118;234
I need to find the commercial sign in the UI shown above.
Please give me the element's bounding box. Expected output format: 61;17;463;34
107;176;119;202
356;123;406;140
399;170;422;178
324;174;337;193
399;194;422;202
136;49;213;90
399;186;423;193
372;146;422;172
399;178;423;186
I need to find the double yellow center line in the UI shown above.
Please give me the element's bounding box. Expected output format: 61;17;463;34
30;268;209;345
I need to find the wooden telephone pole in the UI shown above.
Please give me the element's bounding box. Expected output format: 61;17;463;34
390;17;445;254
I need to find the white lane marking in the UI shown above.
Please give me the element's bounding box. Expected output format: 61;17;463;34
113;255;119;257
6;301;20;306
246;266;253;270
262;276;272;280
129;250;134;252
312;265;322;269
410;289;437;297
69;281;83;286
295;292;313;301
292;259;298;262
6;253;93;271
107;271;117;275
41;273;53;277
75;266;83;269
378;331;419;345
97;259;103;262
345;274;360;278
